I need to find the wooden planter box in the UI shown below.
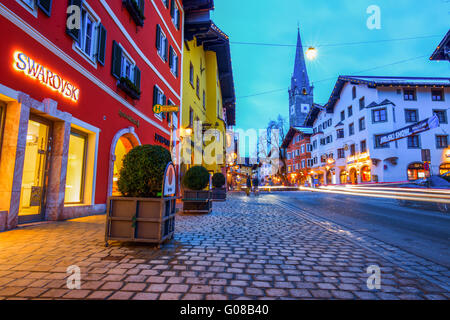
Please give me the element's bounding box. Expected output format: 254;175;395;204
182;190;212;214
105;196;177;246
211;188;227;201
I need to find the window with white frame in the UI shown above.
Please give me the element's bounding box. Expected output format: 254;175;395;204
169;46;179;77
20;0;35;9
170;0;180;29
75;4;100;61
121;53;135;81
156;25;168;61
217;100;222;119
153;86;166;120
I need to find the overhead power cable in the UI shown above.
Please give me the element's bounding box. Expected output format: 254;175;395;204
231;34;443;49
237;54;430;100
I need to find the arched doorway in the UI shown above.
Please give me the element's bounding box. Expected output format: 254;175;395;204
108;128;141;197
407;162;427;181
439;163;450;175
361;166;371;183
349;168;358;184
340;170;348;184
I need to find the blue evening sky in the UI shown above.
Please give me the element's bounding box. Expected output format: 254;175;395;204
211;0;450;156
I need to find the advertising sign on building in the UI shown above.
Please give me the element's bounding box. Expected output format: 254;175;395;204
163;162;176;197
379;115;439;145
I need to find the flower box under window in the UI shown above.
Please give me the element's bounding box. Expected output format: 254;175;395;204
118;77;141;100
123;0;145;27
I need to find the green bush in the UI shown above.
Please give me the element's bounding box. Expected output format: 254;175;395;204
183;166;210;190
212;172;226;188
117;145;172;197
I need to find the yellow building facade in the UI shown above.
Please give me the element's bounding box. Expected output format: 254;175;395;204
181;20;235;179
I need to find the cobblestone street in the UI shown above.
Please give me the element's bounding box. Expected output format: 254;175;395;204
0;194;448;300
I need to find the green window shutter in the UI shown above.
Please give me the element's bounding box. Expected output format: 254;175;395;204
37;0;52;16
139;0;145;15
153;86;159;106
111;41;122;79
97;23;107;66
169;46;173;69
164;38;169;62
66;0;83;41
170;0;175;18
134;66;141;91
156;25;161;50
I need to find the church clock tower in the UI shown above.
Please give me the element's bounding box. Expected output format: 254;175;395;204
289;28;314;127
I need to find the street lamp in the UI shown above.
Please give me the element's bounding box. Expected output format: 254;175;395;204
305;47;318;61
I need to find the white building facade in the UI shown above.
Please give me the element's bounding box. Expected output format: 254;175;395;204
308;76;450;185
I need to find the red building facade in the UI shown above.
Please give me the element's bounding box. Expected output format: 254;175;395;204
282;127;312;185
0;0;184;230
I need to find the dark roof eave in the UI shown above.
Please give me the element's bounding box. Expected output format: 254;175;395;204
186;21;236;120
430;30;450;61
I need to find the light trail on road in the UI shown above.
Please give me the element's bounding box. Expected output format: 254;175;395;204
298;186;450;204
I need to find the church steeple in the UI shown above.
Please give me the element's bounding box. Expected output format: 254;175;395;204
292;28;310;90
288;27;314;128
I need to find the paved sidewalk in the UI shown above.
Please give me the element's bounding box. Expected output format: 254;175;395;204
0;194;448;300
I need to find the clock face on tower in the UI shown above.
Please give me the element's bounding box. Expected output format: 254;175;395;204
301;104;310;113
290;105;295;115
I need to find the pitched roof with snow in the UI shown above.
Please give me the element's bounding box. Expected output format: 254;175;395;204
325;75;450;112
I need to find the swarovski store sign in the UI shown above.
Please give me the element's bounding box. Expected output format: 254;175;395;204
380;115;440;145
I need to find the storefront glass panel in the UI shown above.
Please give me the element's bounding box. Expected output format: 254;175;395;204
340;171;348;184
407;163;427;181
19;118;51;223
0;102;5;156
65;130;87;204
361;166;371;182
439;163;450;175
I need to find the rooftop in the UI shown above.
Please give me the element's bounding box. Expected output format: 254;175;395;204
430;30;450;61
325;75;450;112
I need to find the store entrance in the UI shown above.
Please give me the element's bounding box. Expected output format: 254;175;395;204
349;168;358;184
112;135;135;196
19;117;52;224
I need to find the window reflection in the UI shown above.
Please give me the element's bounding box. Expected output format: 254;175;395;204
65;130;87;204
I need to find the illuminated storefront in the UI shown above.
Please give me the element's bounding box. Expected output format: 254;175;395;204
361;166;371;183
407;162;428;181
0;0;183;230
439;163;450;175
339;170;348;184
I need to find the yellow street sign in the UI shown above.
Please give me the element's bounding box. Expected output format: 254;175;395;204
153;104;179;114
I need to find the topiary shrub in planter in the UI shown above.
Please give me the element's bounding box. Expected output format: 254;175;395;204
182;166;212;214
105;145;177;247
118;145;171;197
211;172;227;201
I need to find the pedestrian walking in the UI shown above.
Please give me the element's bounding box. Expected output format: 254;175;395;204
246;175;251;196
252;176;259;196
